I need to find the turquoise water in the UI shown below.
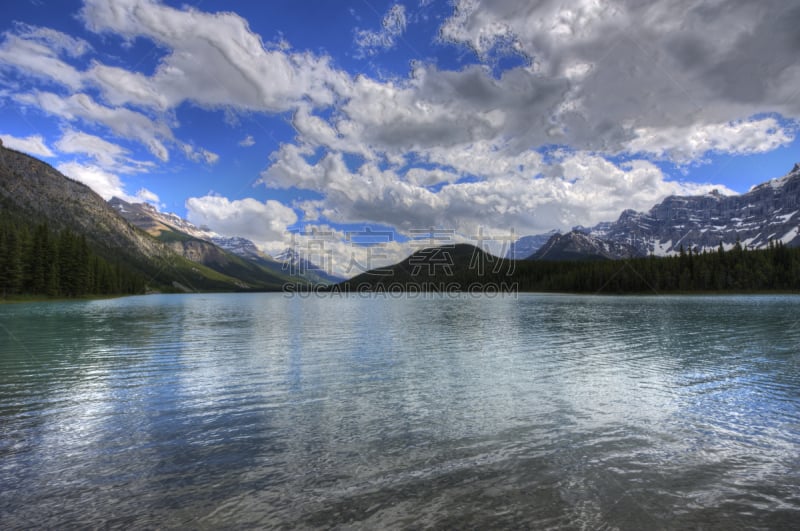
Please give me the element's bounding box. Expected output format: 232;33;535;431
1;293;799;529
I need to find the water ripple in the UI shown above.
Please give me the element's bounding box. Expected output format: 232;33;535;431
1;293;799;528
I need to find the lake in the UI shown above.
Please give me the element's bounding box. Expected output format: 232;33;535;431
1;293;799;529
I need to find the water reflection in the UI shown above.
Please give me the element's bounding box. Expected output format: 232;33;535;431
1;294;799;528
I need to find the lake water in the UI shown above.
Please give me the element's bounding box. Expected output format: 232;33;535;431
1;293;799;529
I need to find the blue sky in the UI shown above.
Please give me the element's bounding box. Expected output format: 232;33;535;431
1;0;799;272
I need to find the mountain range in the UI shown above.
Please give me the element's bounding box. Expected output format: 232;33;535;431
0;143;336;293
529;231;643;261
3;138;799;293
508;163;800;261
109;197;342;286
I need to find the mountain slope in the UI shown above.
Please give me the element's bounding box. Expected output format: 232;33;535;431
530;231;645;261
585;164;800;254
109;197;299;289
0;146;164;261
0;145;281;292
109;197;341;285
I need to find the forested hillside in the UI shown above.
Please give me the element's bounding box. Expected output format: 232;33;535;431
0;216;144;298
340;240;800;294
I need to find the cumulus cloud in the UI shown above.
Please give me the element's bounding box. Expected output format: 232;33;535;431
185;195;299;246
354;4;407;57
262;143;732;237
336;65;567;156
3;0;797;247
253;0;799;240
0;133;55;157
79;0;347;112
439;0;800;154
239;135;255;147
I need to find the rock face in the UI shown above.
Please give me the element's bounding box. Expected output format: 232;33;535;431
583;164;800;255
212;236;268;262
0;145;167;261
511;164;800;260
109;197;215;240
109;197;231;265
530;231;644;261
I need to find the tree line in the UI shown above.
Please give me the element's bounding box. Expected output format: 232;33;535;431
342;239;800;294
511;240;800;293
0;216;145;298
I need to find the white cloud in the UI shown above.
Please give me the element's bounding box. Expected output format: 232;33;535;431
0;133;55;157
134;187;160;204
55;130;126;166
55;129;157;174
56;160;158;204
354;4;407;57
79;0;347;112
626;117;795;163
185;195;298;246
57;161;125;200
262;143;733;237
0;25;88;90
239;135;255;147
181;144;220;165
438;0;800;156
86;63;170;111
13;23;92;57
16;91;173;161
202;149;220;165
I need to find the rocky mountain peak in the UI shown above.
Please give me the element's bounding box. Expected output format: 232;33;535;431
586;164;800;255
511;164;800;260
530;230;644;261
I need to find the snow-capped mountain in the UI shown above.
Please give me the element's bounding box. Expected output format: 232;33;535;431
110;197;342;284
513;163;800;260
531;231;644;261
109;197;217;241
110;198;276;263
584;163;800;255
211;236;271;262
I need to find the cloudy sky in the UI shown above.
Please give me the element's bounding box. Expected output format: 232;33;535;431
1;0;799;274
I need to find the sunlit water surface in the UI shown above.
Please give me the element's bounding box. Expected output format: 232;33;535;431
1;293;799;529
